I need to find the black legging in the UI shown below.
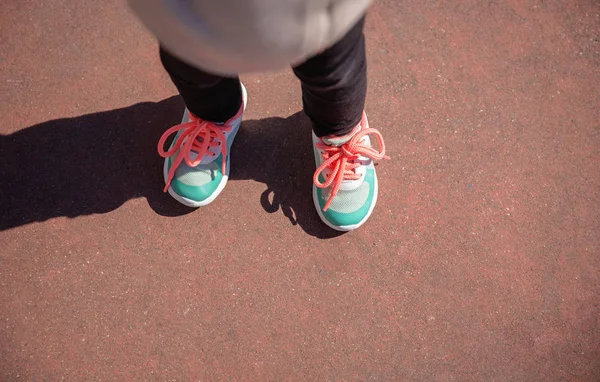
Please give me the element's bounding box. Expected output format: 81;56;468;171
159;16;367;137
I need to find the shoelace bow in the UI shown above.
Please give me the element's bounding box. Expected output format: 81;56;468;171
158;111;237;192
314;128;390;211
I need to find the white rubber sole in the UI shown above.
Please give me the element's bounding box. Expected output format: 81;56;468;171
312;174;378;232
163;83;247;208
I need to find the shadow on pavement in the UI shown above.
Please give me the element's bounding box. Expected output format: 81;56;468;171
0;96;343;239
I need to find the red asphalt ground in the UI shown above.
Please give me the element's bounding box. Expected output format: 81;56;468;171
1;0;599;380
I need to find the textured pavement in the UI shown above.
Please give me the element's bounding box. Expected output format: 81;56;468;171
1;0;599;380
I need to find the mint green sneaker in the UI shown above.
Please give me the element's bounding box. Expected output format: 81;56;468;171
158;84;247;207
312;112;389;231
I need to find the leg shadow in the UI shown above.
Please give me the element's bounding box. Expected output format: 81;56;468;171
0;96;193;231
0;98;344;238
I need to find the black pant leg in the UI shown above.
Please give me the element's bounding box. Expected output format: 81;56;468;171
292;16;367;137
159;47;242;122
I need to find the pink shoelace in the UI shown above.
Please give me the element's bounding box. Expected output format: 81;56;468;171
314;116;390;211
158;108;242;192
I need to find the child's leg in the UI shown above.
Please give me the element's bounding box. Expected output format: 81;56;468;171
159;46;242;122
157;47;246;207
294;16;389;231
292;16;366;137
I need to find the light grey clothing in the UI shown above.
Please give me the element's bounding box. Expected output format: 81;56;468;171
128;0;370;75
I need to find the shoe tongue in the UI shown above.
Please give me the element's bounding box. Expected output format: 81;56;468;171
322;124;361;146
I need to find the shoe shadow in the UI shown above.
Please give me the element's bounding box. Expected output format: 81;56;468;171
0;97;343;238
230;113;344;239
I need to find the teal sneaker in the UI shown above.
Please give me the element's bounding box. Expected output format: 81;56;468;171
158;84;247;207
312;112;389;231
